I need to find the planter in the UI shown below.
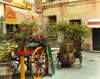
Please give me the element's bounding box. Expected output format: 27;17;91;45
58;52;76;67
61;41;74;53
0;63;13;79
14;51;33;56
74;51;81;58
58;41;76;66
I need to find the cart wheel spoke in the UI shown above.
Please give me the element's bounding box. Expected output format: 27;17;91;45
35;66;40;77
30;47;48;79
32;63;38;68
39;50;44;60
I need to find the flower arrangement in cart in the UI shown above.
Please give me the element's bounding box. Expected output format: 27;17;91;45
0;19;50;63
0;20;44;62
34;33;48;45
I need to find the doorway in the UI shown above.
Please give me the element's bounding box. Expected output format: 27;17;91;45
92;28;100;51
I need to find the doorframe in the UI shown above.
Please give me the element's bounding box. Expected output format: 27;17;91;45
91;28;100;52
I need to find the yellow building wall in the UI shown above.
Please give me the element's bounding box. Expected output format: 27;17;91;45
43;6;62;22
43;0;100;51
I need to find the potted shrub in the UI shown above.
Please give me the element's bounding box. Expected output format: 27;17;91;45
0;39;18;79
45;21;88;67
56;21;75;66
57;22;88;50
71;24;88;58
58;21;88;66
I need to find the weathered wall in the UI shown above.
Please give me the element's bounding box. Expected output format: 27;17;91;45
43;0;100;51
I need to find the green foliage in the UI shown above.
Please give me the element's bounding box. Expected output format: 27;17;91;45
46;21;88;51
56;21;88;41
0;41;18;62
0;29;2;41
14;20;38;45
46;22;58;35
58;22;88;51
57;21;69;34
2;20;38;51
46;22;58;40
0;20;38;62
71;24;88;42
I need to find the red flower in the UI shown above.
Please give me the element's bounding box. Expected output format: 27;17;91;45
18;27;26;31
43;35;48;39
39;34;42;36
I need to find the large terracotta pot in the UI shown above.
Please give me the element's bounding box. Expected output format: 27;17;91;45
0;63;13;79
61;41;74;53
58;41;76;66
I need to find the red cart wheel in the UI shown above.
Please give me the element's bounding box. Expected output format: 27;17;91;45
30;46;48;79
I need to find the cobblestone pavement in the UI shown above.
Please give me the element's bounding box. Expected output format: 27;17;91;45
43;51;100;79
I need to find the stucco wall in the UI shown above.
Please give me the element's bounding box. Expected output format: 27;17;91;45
42;0;100;51
0;3;4;17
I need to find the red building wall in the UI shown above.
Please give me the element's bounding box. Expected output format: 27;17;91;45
34;0;42;13
5;0;13;3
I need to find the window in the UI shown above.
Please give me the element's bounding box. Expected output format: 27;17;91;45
6;24;18;32
48;15;56;23
69;19;81;25
47;0;56;2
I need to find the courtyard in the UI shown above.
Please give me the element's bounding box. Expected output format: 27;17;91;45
12;51;100;79
44;51;100;79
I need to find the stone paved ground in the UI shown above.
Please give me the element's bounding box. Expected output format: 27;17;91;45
43;51;100;79
13;51;100;79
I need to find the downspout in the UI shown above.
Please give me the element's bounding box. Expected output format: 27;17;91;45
62;4;64;21
60;0;64;21
2;0;5;34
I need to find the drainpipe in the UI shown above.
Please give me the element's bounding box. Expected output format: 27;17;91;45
61;4;64;21
0;16;4;35
60;0;64;21
2;0;5;34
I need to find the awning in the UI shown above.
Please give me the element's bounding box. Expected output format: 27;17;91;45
88;19;100;28
4;5;38;24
